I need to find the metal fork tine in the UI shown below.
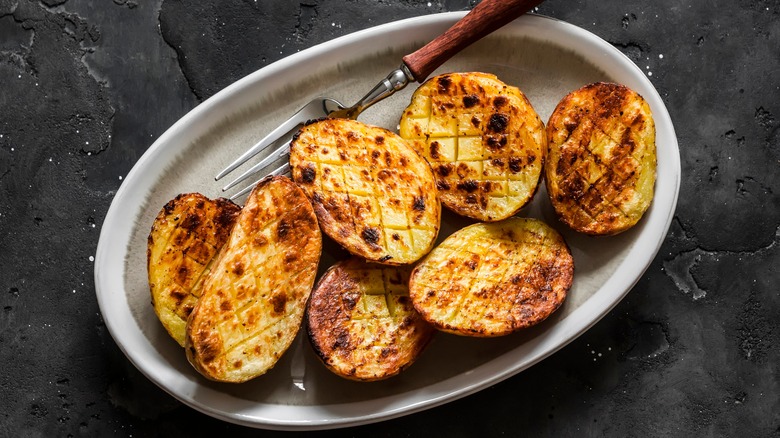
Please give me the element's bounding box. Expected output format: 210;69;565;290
228;162;291;201
221;139;291;192
214;113;303;181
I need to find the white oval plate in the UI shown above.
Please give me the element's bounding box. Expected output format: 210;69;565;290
95;13;680;431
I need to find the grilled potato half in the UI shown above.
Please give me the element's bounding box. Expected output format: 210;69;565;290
185;176;322;383
307;259;435;381
409;218;573;337
400;72;546;222
545;82;657;235
290;118;440;265
147;193;240;347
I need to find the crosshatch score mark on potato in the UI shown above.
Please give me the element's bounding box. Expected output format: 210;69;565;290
185;176;322;383
147;193;241;347
400;72;546;222
290;118;440;265
545;82;657;235
307;259;435;381
409;218;573;337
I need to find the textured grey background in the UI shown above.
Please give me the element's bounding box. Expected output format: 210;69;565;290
0;0;778;436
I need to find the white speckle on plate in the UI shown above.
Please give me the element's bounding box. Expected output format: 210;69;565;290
89;256;95;262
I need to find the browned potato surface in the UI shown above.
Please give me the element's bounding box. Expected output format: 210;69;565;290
306;259;435;381
147;193;240;346
290;118;440;265
545;82;657;235
409;218;573;337
400;72;546;221
185;176;322;382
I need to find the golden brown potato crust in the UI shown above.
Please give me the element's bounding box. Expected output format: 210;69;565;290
545;82;657;235
409;218;573;337
400;72;546;221
185;176;322;382
290;118;440;265
306;259;435;381
147;193;240;346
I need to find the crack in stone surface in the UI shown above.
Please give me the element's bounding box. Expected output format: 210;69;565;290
621;13;638;29
622;320;671;361
663;224;779;300
294;2;318;41
157;2;201;101
608;40;646;65
112;0;138;9
0;11;37;76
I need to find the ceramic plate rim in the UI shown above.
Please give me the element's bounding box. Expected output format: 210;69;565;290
95;12;680;431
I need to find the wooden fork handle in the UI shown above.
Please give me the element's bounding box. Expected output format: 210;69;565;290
402;0;544;82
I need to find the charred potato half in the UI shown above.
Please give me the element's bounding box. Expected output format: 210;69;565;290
545;82;657;235
290;118;440;265
185;176;322;383
409;218;573;337
147;193;240;347
307;259;435;381
400;72;546;222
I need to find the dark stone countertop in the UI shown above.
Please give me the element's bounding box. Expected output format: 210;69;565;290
1;0;778;436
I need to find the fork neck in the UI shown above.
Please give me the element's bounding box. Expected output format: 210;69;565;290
341;65;414;119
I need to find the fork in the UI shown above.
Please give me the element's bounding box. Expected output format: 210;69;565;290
216;0;544;199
